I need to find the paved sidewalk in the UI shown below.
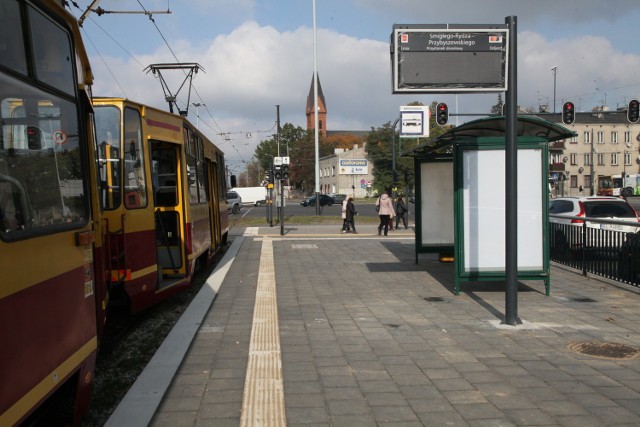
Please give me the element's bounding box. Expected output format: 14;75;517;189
122;225;640;426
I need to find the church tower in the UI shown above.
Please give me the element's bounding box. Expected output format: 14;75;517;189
306;74;327;137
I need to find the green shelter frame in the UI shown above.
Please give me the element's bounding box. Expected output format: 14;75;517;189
406;115;577;295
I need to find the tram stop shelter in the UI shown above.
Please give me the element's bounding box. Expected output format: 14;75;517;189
405;115;576;295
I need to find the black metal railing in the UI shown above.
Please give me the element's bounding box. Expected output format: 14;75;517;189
549;214;640;286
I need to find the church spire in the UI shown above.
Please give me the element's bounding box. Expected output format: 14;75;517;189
306;74;327;137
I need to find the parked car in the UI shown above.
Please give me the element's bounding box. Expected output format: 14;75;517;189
549;196;639;231
227;190;242;214
550;196;640;255
300;194;334;207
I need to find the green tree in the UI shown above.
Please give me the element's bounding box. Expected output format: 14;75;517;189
365;102;451;195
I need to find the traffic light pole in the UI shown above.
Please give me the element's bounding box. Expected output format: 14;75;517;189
280;179;285;235
391;117;400;199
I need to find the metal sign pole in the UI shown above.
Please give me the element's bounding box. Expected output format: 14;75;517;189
504;15;521;326
280;179;285;235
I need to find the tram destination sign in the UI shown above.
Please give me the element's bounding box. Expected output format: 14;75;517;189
391;24;509;94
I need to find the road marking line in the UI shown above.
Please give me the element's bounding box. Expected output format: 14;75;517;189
240;236;286;426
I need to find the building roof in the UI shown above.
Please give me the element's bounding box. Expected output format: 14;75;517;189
539;111;631;125
306;75;327;115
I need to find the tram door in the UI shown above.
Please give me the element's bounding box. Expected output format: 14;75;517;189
151;142;186;281
95;105;157;290
207;158;221;249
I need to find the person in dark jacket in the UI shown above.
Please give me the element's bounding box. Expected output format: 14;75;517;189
395;196;408;230
344;197;358;234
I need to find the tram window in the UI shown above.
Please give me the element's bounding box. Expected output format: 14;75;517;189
0;0;28;75
123;107;147;209
29;4;75;96
0;73;88;238
186;130;198;204
94;106;122;210
152;148;178;207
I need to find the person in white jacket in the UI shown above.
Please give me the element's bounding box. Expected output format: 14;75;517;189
375;192;395;236
340;198;350;232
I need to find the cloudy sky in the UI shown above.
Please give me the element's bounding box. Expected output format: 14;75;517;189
70;0;640;172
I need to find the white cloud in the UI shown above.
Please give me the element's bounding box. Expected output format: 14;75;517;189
88;19;640;164
354;0;640;26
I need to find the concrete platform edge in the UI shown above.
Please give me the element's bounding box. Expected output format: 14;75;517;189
105;236;245;427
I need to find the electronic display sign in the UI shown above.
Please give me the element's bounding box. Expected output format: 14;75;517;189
391;24;509;93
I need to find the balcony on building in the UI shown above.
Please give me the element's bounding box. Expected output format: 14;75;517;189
548;140;566;151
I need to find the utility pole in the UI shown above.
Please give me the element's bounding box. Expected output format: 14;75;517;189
276;105;281;157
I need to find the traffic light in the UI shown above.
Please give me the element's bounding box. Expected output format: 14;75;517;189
435;102;448;126
26;125;43;150
628;99;640;123
274;165;282;179
281;164;289;179
562;101;575;125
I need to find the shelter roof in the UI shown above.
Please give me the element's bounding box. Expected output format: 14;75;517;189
406;115;577;158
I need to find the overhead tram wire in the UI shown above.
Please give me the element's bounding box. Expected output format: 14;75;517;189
79;27;129;97
73;0;274;163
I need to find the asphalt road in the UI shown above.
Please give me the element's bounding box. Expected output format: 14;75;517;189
234;198;416;221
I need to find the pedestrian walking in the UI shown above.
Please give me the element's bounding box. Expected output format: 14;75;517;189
395;196;408;229
375;192;395;236
344;197;358;234
340;198;350;232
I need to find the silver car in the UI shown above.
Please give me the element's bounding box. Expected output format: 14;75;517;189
549;196;639;232
227;191;242;214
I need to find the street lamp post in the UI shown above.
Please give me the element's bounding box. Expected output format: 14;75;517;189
550;66;557;114
192;102;204;128
590;128;595;196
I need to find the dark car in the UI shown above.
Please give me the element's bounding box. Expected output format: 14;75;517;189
300;194;334;207
330;194;346;204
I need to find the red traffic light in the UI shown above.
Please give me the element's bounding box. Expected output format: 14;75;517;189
562;101;575;125
435;102;449;126
628;99;640;123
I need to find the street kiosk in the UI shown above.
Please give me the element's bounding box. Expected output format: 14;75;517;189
407;116;576;295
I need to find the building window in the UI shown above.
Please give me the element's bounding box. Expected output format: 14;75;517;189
570;153;577;165
332;166;335;176
597;131;604;144
611;152;619;166
597;153;605;166
584;153;591;165
570;175;578;188
584;175;592;189
625;131;631;144
569;135;578;144
584;131;591;144
611;131;618;144
625;151;632;166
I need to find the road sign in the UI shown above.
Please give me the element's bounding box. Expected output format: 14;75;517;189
274;156;290;166
400;105;429;138
391;24;509;93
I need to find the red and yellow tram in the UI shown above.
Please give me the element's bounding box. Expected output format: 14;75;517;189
0;2;229;425
0;0;98;425
92;97;229;316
